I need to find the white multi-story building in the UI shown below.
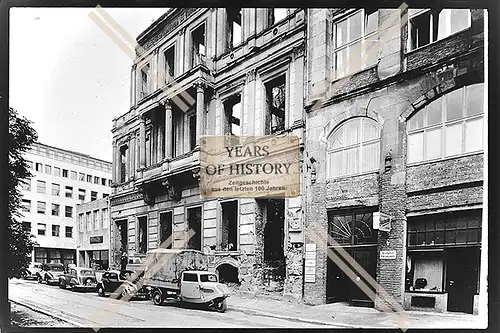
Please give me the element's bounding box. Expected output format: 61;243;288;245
19;142;112;267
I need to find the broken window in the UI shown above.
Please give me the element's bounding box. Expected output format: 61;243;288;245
138;216;148;254
265;76;286;134
164;45;175;83
187;207;202;250
269;8;287;26
140;64;150;98
220;201;238;251
159;211;173;248
407;9;471;52
334;9;378;79
192;24;206;67
120;145;128;183
224;96;242;136
227;8;242;49
188;113;197;151
264;199;285;261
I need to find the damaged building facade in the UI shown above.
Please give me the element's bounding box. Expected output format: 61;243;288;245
303;8;486;315
110;8;306;299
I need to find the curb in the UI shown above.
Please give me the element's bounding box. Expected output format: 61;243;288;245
9;298;83;327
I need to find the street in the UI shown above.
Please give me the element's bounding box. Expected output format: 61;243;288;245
8;278;334;328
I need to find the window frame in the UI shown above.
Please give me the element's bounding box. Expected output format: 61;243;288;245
191;22;207;68
139;63;151;99
327;209;378;246
37;223;46;236
65;206;73;218
52;225;60;237
37;201;46;215
406;84;484;165
37;180;46;194
327;117;381;179
223;94;242;137
51;203;60;216
332;9;379;80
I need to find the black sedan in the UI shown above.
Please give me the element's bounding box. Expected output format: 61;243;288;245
96;270;150;300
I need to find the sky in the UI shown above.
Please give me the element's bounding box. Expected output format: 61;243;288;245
9;7;168;162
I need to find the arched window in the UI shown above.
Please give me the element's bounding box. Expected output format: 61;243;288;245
327;117;380;178
407;83;484;164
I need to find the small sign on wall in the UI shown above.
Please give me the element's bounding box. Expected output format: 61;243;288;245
304;274;316;283
380;250;397;259
304;243;317;283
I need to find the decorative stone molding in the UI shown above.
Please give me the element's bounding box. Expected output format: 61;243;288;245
292;41;305;59
246;68;257;82
162;179;181;201
192;167;201;181
110;192;143;206
193;81;207;91
160;98;172;108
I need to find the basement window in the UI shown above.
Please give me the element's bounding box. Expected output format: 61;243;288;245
164;45;175;83
265;75;286;134
227;8;242;49
407;9;471;52
224;95;242;136
220;201;238;251
192;24;206;67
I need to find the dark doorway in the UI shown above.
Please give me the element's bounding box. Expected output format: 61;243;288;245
217;264;240;284
138;216;148;254
446;247;480;314
264;199;285;261
160;211;173;248
221;201;238;251
187;207;202;250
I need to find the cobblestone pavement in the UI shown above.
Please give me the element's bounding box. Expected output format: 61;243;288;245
8;278;487;329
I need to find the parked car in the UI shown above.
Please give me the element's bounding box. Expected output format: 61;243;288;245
58;267;97;291
21;263;43;280
36;263;65;285
96;270;149;300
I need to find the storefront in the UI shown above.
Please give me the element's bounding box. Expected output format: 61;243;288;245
34;247;76;268
404;209;481;314
78;249;109;270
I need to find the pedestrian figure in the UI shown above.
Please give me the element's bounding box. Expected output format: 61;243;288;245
120;247;128;271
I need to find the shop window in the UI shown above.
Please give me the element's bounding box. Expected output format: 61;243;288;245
327;117;380;178
265;75;286;134
406;252;444;292
22;222;31;233
91;191;98;201
37;223;46;236
52;225;60;237
191;24;206;67
21;179;31;192
188;114;197;151
35;163;42;172
65;226;73;238
65;186;73;198
138;216;148;254
407;83;484;164
78;188;86;201
51;203;60;216
21;199;31;212
220;201;238;251
79;172;85;181
226;8;242;49
224;95;242;136
164;45;175;83
71;171;77;180
159;211;173;248
53;167;60;177
65;206;73;218
140;64;151;98
407;9;471;52
333;9;379;79
51;183;60;196
62;169;68;178
269;8;287;26
37;180;46;194
37;201;46;214
45;164;52;174
87;174;92;183
327;210;377;246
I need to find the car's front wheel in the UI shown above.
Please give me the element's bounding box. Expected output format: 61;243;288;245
58;280;66;289
215;299;227;313
37;275;43;284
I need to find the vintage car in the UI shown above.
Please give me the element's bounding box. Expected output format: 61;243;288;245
36;263;65;285
58;267;97;291
21;262;43;280
96;270;149;300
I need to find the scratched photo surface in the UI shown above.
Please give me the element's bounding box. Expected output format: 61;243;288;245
7;5;487;330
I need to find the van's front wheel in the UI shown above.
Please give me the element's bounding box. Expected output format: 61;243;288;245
152;290;164;306
215;299;227;313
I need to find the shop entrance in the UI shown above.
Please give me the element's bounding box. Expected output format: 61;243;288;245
446;247;480;314
326;209;378;307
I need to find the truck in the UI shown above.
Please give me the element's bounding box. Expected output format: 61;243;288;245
135;248;230;312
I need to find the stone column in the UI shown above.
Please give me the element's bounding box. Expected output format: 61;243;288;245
194;82;206;147
164;100;173;159
112;140;117;183
140;116;146;168
131;64;137;107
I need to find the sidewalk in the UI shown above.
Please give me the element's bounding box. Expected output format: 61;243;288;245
227;293;486;329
